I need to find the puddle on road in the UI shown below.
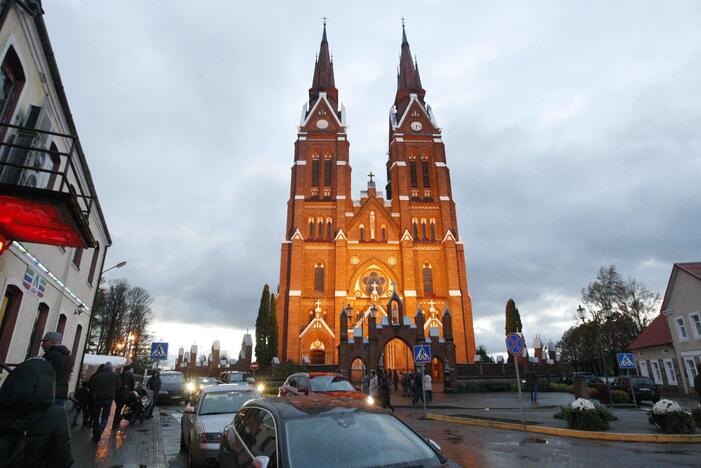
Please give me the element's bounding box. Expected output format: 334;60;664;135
520;437;548;445
442;428;464;444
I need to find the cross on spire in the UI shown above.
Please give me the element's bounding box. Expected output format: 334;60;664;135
322;16;329;26
368;171;375;182
401;16;405;27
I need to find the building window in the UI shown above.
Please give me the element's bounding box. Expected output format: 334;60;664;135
311;159;320;186
663;359;678;386
47;143;61;190
0;46;26;129
71;325;82;365
421;219;427;241
73;248;83;269
26;303;49;359
423;263;433;295
409;161;418;188
56;314;67;338
421;160;430;187
412;219;418;239
638;360;648;378
0;285;23;363
314;262;324;293
676;317;688;340
308;218;315;239
381;225;387;241
326;218;332;240
684;358;698;389
88;243;100;285
690;313;701;338
359;225;365;242
650;360;663;385
430;219;436;241
317;217;324;240
324;159;333;186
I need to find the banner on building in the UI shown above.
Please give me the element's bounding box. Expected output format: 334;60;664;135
22;266;47;298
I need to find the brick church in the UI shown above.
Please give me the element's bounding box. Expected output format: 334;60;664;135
277;24;475;374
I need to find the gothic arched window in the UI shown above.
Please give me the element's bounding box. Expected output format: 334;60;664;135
326;218;332;240
421;160;431;187
381;224;387;241
314;262;324;293
423;263;434;295
324;158;333;186
359;224;365;242
317;217;324;240
409;161;418;188
421;219;428;241
430;219;436;241
308;218;315;239
412;219;419;239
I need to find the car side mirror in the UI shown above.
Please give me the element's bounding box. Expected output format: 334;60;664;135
184;404;195;414
253;455;270;468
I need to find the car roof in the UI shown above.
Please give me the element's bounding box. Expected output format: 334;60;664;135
160;370;183;375
243;395;382;419
201;383;256;394
307;372;342;377
222;371;244;374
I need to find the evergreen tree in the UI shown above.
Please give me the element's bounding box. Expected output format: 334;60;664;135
505;298;523;336
268;293;279;363
476;344;495;363
255;284;271;366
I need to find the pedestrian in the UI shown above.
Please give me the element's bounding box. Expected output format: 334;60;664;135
113;365;136;429
0;358;73;467
70;381;91;428
89;361;120;442
40;332;72;407
361;372;370;395
393;369;399;392
412;371;423;405
369;371;379;398
401;372;409;397
423;372;433;404
378;372;394;413
526;368;538;404
694;373;701;408
146;369;161;418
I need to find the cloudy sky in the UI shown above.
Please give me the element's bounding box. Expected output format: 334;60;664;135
44;1;701;360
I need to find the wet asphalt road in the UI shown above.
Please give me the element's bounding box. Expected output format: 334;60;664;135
158;403;701;468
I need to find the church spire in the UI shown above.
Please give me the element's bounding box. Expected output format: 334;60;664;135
395;23;426;117
309;22;338;109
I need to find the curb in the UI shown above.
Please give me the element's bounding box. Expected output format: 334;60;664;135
426;413;701;444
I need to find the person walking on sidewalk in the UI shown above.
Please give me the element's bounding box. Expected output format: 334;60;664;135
393;369;399;392
423;372;433;404
526;368;538;404
0;358;73;467
41;332;72;407
146;369;161;418
379;372;394;413
369;371;379;398
89;362;119;442
113;365;136;429
70;381;91;427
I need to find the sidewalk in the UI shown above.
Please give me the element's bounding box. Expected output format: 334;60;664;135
70;404;166;467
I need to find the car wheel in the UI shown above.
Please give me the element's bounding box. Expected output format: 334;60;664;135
180;431;186;452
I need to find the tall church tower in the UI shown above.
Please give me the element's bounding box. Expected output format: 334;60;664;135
278;25;475;368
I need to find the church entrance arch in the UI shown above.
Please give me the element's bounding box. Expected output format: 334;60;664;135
431;357;444;381
382;338;413;374
350;357;366;384
308;339;326;365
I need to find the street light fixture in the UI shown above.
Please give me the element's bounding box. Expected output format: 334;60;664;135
102;261;127;274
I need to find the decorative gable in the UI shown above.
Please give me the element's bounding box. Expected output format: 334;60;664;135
300;93;344;132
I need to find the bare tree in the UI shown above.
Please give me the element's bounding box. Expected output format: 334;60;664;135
620;278;660;333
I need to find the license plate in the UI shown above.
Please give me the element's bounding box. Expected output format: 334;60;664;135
640;388;650;392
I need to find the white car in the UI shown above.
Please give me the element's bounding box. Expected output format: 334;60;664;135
180;383;262;467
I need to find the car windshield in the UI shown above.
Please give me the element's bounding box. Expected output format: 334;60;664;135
225;373;245;382
160;374;184;384
198;391;259;416
198;378;217;385
630;377;654;386
309;376;355;392
285;412;441;467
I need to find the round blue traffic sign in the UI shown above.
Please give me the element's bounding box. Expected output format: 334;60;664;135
505;333;524;356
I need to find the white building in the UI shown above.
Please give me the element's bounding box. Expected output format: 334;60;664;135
0;0;111;393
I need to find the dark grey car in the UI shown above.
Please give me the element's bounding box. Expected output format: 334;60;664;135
157;371;186;404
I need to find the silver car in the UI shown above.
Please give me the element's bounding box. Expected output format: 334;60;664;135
180;383;262;467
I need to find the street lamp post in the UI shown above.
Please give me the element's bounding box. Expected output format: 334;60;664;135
577;304;613;405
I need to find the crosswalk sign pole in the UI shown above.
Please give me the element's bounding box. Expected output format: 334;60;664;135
421;363;427;415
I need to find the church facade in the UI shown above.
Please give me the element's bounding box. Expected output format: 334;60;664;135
277;25;475;373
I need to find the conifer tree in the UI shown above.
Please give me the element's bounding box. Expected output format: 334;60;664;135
505;298;518;335
268;293;279;363
255;284;271;365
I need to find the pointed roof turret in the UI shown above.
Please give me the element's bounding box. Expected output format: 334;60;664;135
395;24;426;117
309;22;339;111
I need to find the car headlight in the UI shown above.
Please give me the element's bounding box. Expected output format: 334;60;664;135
199;432;222;443
257;383;265;393
367;396;375;405
185;382;196;393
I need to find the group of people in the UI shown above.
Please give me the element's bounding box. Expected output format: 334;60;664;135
361;368;434;411
0;330;163;466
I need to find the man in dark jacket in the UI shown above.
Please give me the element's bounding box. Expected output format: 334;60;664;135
113;365;136;429
41;332;72;407
0;358;73;467
146;369;161;417
89;362;120;442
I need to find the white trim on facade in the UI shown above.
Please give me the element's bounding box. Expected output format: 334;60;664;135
288;290;302;296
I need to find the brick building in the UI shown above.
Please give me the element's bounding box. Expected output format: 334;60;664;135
277;25;475;373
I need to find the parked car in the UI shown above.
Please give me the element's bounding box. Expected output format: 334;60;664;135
563;372;595;385
186;377;219;395
219;371;251;384
157;370;187;404
218;396;458;468
180;383;263;467
612;376;660;403
278;372;366;399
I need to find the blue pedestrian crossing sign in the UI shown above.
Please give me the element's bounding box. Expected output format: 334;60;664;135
150;342;168;360
413;345;432;364
505;333;524;356
617;352;636;369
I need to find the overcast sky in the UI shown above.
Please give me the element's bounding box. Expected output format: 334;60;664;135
44;1;701;361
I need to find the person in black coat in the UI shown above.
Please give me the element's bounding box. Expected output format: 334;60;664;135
378;372;394;413
113;365;136;429
89;362;120;442
0;358;73;467
70;381;91;428
146;370;161;417
41;332;72;407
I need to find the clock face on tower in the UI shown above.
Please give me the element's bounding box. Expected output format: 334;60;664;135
410;121;423;132
316;119;329;129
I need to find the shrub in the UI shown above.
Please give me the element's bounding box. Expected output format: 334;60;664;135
612;390;630;404
549;383;573;393
692;408;701;428
586;387;599;399
563;398;609;431
648;399;695;434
